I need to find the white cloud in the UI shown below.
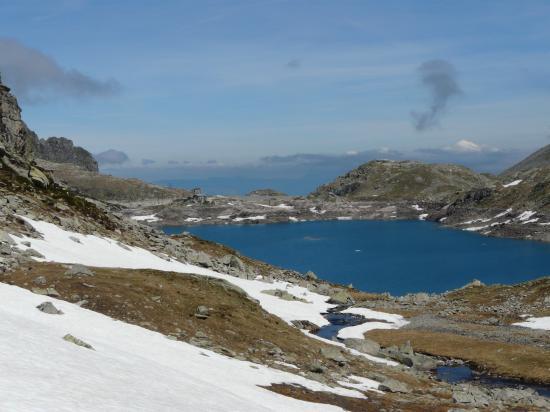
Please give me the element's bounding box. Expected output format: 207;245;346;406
445;139;483;153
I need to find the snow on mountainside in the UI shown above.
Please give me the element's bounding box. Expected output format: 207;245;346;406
10;216;334;328
0;283;357;412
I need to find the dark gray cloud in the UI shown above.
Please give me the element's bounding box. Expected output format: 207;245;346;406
141;158;156;166
0;37;120;104
94;149;129;165
412;59;461;131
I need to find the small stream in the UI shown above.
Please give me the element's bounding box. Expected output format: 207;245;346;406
437;365;550;397
315;312;366;340
315;312;550;398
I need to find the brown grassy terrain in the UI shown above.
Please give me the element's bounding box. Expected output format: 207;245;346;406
367;329;550;384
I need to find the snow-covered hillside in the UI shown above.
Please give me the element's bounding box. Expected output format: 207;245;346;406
11;217;333;328
0;283;364;411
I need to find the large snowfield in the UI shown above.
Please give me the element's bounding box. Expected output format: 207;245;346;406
1;216;407;410
0;283;358;412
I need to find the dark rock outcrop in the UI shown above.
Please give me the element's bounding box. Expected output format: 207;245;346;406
35;136;98;172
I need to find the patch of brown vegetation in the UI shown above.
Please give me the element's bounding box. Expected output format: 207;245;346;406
266;384;452;412
367;329;550;384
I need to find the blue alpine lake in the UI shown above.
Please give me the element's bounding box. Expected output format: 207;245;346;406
163;220;550;295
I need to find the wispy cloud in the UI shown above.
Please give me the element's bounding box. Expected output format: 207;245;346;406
0;37;120;104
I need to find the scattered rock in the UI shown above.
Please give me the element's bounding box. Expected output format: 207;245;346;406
195;252;213;268
320;346;347;365
327;290;355;305
32;287;60;297
461;279;485;289
262;289;308;303
32;275;47;286
305;270;317;280
195;305;210;319
63;334;94;350
0;230;15;245
343;337;381;355
309;362;326;374
65;264;94;277
290;320;320;333
36;301;63;315
378;377;411;394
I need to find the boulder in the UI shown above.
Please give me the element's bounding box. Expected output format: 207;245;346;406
378;377;411;394
65;264;94;277
261;289;308;303
290;320;320;333
28;166;50;186
320;346;347;365
63;334;94;350
305;270;317;280
195;305;210;319
32;276;47;286
0;230;15;245
36;301;63;315
343;337;381;355
327;290;355;305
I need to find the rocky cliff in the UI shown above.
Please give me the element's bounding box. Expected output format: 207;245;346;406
35;136;98;172
0;81;38;162
0;79;49;186
310;160;495;202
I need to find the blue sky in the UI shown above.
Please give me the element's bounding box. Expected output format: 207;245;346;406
1;0;549;192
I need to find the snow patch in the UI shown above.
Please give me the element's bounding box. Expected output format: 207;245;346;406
502;179;522;188
336;308;409;340
131;214;160;222
338;375;382;394
337;216;352;221
309;207;327;215
418;214;428;221
513;316;550;331
464;225;489;232
494;208;512;219
517;211;536;221
184;217;203;223
234;215;266;222
411;204;423;211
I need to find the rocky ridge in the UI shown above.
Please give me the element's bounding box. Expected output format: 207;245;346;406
34;136;98;172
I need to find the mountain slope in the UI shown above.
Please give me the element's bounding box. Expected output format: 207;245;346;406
310;160;494;202
501;144;550;176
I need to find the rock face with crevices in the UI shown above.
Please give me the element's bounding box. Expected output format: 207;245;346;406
0;80;38;162
34;137;98;172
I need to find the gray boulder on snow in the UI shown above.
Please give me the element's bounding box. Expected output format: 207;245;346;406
36;301;63;315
